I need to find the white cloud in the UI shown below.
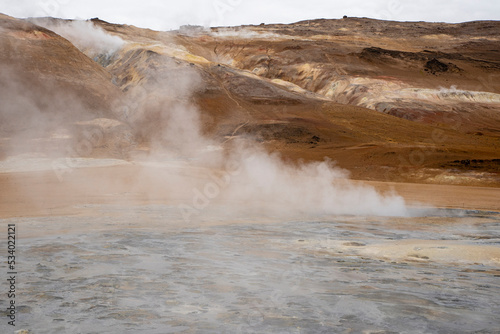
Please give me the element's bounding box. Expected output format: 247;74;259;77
0;0;498;30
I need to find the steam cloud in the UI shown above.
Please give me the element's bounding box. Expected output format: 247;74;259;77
32;19;125;58
177;146;409;221
113;49;409;219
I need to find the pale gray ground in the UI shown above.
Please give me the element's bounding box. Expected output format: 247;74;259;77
1;206;500;333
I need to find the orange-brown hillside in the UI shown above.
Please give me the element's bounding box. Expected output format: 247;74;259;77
1;14;499;186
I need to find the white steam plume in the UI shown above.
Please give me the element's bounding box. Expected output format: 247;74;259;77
177;144;408;221
32;19;125;58
116;52;409;220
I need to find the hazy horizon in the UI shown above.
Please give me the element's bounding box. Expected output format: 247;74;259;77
1;0;499;31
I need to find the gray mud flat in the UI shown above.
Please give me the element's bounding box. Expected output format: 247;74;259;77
1;206;500;333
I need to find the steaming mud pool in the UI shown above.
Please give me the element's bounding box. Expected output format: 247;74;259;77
2;206;500;333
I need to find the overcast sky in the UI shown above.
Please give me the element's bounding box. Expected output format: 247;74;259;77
1;0;499;30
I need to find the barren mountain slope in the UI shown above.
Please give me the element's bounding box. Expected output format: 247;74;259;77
93;17;500;185
175;18;500;133
0;14;127;159
1;14;499;185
